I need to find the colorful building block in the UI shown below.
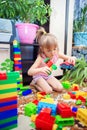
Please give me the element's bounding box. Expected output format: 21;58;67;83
55;115;74;126
57;103;72;118
0;71;19;130
76;108;87;126
38;101;57;116
35;112;55;130
24;102;37;117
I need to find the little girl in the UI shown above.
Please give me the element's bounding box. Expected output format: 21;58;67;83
28;27;76;94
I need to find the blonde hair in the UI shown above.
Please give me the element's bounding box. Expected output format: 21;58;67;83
36;27;59;55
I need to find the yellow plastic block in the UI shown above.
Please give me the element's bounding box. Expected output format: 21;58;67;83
75;91;87;98
77;108;87;126
40;98;54;103
30;114;37;122
63;94;70;99
0;83;17;90
36;92;45;100
52;124;58;130
0;92;17;99
14;58;21;60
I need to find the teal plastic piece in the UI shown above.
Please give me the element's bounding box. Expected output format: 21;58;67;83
44;58;50;63
55;115;74;126
24;102;37;117
52;64;57;70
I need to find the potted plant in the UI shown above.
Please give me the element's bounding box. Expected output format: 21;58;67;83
61;57;87;87
0;0;52;44
73;4;87;46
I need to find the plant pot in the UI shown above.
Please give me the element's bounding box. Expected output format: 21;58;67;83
73;32;87;46
16;23;39;44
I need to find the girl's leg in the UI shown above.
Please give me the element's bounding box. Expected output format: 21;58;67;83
36;77;53;94
47;76;63;92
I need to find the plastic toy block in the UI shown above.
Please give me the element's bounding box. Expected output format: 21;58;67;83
0;119;17;130
24;102;37;117
1;124;17;130
46;60;53;67
0;96;17;103
0;73;7;80
76;95;86;102
44;58;57;75
14;57;21;60
13;51;21;54
77;108;87;126
36;92;46;100
55;115;74;126
75;91;87;98
85;98;87;106
32;100;39;105
63;94;70;99
14;60;21;64
31;114;38;122
0;92;17;99
68;92;76;99
14;54;21;58
0;108;17;120
0;83;17;90
0;88;17;94
14;64;22;68
0;116;17;125
0;72;20;85
44;58;50;63
62;81;71;89
0;104;17;112
38;102;57;116
71;84;79;91
76;100;82;105
41;108;52;114
56;126;62;130
35;112;55;130
40;98;54;103
60;61;74;70
71;107;78;112
15;67;22;71
71;107;78;117
0;100;17;107
52;124;58;130
45;94;51;98
13;48;21;52
22;89;32;96
57;103;72;118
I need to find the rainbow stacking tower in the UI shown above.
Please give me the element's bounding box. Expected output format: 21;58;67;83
0;71;19;130
13;40;23;89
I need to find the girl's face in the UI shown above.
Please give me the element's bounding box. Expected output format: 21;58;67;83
43;46;58;59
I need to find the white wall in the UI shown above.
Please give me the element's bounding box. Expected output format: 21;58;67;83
50;0;75;76
66;0;75;55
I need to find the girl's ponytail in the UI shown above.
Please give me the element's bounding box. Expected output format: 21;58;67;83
36;27;47;44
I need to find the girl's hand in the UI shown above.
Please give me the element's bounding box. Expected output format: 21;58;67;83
67;56;76;65
39;66;51;75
